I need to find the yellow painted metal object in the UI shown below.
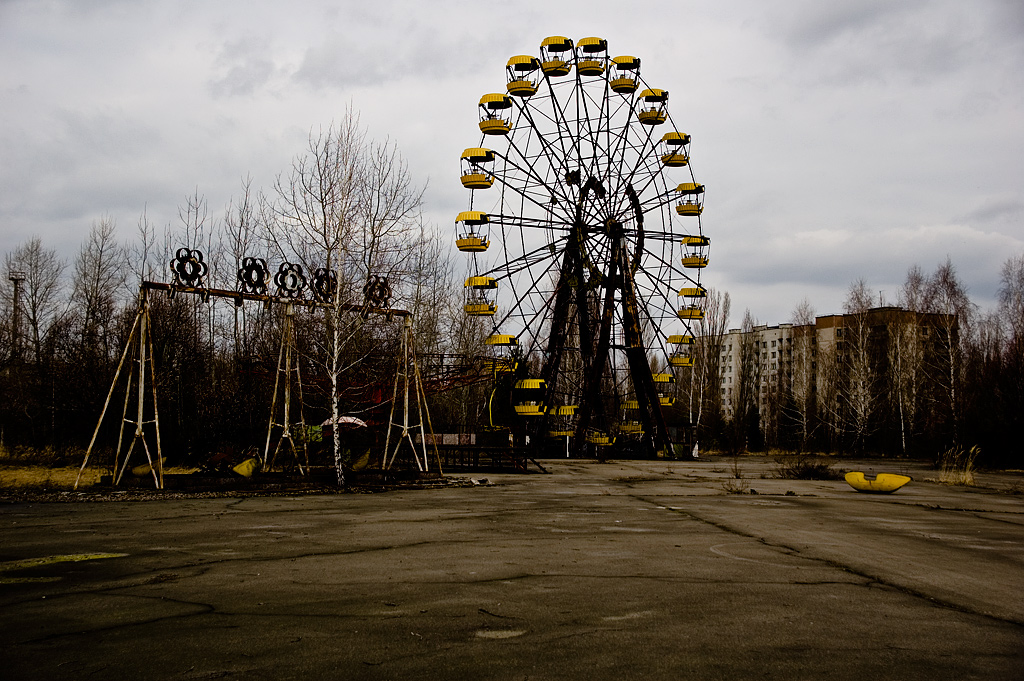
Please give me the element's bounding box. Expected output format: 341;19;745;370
548;430;575;438
506;55;540;97
660;132;690;166
610;55;640;93
514;403;545;416
480;119;511;135
515;378;546;390
548;405;578;416
669;355;693;367
232;457;260;478
485;334;518;346
461;173;493;189
681;255;709;269
681;234;710;246
622;399;640;410
652;373;675;384
668;334;694;345
620;421;643;434
638;109;667;125
662;131;691;146
456;234;489;252
462;147;495;162
456;210;489;225
479;93;513;135
676;202;703;216
844;471;912;494
678;305;705;320
507;79;538;97
662;152;689;167
610;77;637;93
541;35;573;77
586;432;612;445
677;182;704;196
659;396;676;406
464;302;496;316
576;38;607;76
679;286;707;298
465;276;497;289
638;88;668;125
541;59;570;76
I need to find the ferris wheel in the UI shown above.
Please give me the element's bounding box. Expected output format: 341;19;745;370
456;36;710;457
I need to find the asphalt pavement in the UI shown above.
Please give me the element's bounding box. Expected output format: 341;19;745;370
1;457;1022;680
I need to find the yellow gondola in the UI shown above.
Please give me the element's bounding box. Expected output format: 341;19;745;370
669;355;694;367
620;421;643;434
679;286;707;298
622;399;640;410
455;210;490;252
465;275;497;289
667;334;694;345
660;132;690;167
659;396;676;406
681;256;709;269
637;88;668;125
678;305;705;319
464;301;496;316
610;55;640;93
460;148;495;189
540;36;573;77
586;432;612;445
478;93;513;135
548;405;578;416
506;55;541;97
681;234;710;246
576;37;607;76
652;373;675;384
514;379;546;417
485;334;518;346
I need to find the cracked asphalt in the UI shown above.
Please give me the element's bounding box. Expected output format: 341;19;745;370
1;458;1022;680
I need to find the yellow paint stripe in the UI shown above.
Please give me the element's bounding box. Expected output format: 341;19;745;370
0;553;128;584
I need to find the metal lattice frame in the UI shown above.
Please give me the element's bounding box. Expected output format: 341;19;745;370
459;37;710;457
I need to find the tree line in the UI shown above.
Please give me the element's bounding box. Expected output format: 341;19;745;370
0;110;1020;467
0;113;492;470
675;258;1024;466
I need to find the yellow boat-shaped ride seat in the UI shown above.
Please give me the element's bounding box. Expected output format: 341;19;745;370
844;471;912;494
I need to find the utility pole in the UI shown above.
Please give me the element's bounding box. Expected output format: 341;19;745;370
9;270;25;362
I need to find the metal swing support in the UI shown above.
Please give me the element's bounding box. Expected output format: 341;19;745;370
383;316;442;474
74;287;164;489
264;302;309;474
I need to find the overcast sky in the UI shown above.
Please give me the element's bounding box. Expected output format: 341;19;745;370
2;0;1022;325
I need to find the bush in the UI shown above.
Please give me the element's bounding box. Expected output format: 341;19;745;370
773;454;845;480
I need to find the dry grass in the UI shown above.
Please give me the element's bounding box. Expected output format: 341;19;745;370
937;445;981;486
0;465;105;490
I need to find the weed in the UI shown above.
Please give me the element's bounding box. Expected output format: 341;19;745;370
773;454;845;480
937;445;980;486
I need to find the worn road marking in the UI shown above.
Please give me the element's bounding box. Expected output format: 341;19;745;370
0;553;128;584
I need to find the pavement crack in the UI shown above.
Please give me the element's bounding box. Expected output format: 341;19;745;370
638;494;1024;629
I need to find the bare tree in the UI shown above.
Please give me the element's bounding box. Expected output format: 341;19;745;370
787;298;816;450
843;279;875;453
70;217;125;361
688;287;730;436
266;111;427;484
925;259;974;444
3;237;66;365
